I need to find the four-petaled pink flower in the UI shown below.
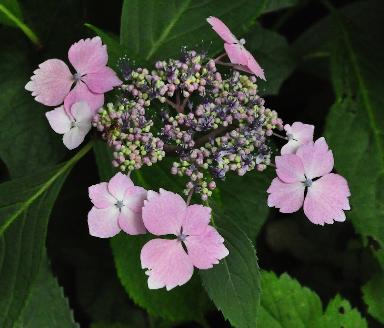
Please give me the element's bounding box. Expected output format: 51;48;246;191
207;16;265;80
140;189;229;290
88;172;147;238
46;101;92;150
281;122;314;155
25;36;121;113
267;137;351;225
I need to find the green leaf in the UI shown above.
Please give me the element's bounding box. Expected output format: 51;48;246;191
0;0;40;46
258;271;322;327
323;0;384;259
111;234;209;323
262;0;299;14
362;274;384;324
318;295;367;328
200;220;261;328
15;258;79;328
0;143;91;327
0;0;22;26
246;25;297;95
0;42;62;177
217;169;273;239
93;139;117;181
258;271;367;327
0;142;92;234
293;1;378;80
85;24;126;70
120;0;268;64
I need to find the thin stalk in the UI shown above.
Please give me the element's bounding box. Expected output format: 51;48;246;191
214;52;227;62
273;132;288;141
186;189;193;205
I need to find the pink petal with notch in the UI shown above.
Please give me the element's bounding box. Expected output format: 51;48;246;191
68;36;108;75
185;226;229;269
142;190;187;236
87;206;120;238
275;154;306;183
108;172;134;201
296;137;334;180
267;178;305;213
82;66;122;94
140;239;194;291
25;59;73;106
304;173;351;225
88;182;115;208
182;205;211;236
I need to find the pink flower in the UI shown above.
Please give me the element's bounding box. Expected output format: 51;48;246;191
267;137;351;225
46;101;92;150
88;172;147;238
140;189;229;290
207;16;265;80
25;37;122;112
281;122;314;155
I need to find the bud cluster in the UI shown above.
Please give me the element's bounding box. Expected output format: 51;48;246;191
93;48;283;200
93;101;165;172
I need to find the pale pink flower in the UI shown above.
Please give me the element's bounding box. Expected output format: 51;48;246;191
281;122;314;155
25;37;121;112
46;101;92;150
207;16;265;80
88;172;147;238
140;189;229;290
267;137;351;225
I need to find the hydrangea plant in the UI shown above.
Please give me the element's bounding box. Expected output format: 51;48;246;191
24;16;351;292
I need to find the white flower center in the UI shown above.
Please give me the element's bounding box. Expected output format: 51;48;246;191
239;38;246;46
177;233;188;242
70;121;78;128
303;178;313;187
115;200;125;210
73;73;82;81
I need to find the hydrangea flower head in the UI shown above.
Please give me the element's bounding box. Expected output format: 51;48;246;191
207;16;265;80
88;172;147;238
281;122;314;155
140;189;229;290
267;137;351;225
46;101;92;150
25;37;122;112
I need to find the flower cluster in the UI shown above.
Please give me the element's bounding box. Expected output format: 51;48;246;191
93;101;165;171
166;71;282;199
94;47;282;200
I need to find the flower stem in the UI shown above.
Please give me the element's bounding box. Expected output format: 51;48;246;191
214;52;227;62
164;98;179;110
180;95;190;113
273;132;288;141
216;60;234;68
186;189;193;205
